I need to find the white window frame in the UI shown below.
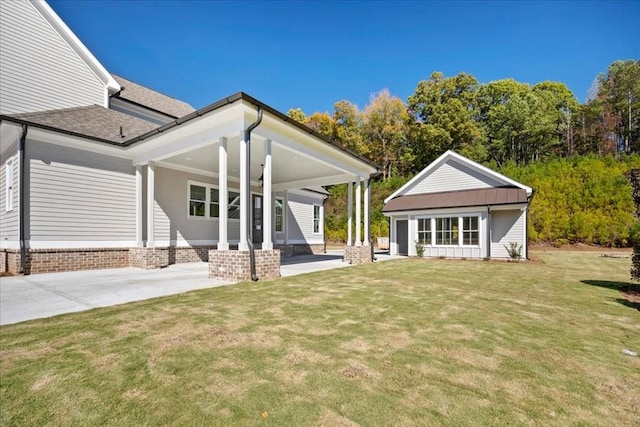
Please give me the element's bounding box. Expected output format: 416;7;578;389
313;204;321;234
417;217;432;245
5;158;14;212
418;214;481;248
275;197;284;234
187;180;241;221
462;216;480;246
435;216;458;246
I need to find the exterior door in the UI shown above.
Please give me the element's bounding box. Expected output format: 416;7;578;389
397;219;408;255
252;195;263;244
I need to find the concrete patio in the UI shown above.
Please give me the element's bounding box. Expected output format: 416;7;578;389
0;250;396;325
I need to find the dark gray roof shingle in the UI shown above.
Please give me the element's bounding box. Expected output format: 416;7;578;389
11;105;159;144
112;74;195;118
383;187;528;212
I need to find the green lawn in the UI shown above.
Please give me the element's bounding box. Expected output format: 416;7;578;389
1;251;639;426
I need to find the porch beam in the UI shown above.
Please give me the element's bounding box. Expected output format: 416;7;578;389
146;161;155;248
272;173;354;192
355;176;362;246
218;137;229;250
263;139;273;250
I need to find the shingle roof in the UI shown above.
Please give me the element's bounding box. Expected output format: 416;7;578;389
10;105;159;144
112;74;195;118
383;187;528;213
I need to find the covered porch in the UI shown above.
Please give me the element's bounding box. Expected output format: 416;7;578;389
125;93;378;281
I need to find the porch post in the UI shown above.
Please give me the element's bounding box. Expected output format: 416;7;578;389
263;139;273;250
363;178;370;246
146;161;155;248
355;176;362;246
218;137;229;250
283;190;289;244
135;164;143;246
239;134;249;251
347;181;353;246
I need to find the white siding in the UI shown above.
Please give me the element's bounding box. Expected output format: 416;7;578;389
490;209;526;259
404;159;504;196
0;0;105;114
152;166;247;246
27;141;136;243
284;191;324;244
0;145;20;247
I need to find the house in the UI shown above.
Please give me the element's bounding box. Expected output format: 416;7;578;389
0;0;378;280
383;151;533;259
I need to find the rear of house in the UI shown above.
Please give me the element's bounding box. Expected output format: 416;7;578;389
383;151;533;260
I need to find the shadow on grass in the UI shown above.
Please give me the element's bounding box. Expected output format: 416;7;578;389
581;280;640;311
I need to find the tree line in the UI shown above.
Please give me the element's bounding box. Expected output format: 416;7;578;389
288;59;639;178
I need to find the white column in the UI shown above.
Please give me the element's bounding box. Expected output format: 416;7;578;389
218;137;229;250
364;178;370;246
146;161;155;248
135;165;143;246
355;176;362;246
347;181;353;246
239;135;249;251
283;190;289;244
263;139;273;250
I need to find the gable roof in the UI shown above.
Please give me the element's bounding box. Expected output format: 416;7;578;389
384;150;532;204
111;75;195;118
383;187;528;213
31;0;119;95
8;105;158;143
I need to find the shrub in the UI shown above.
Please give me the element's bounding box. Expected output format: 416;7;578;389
415;240;425;257
504;242;523;262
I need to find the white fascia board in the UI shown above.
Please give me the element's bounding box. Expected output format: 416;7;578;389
489;203;528;211
27;240;137;249
384;150;532;204
30;0;120;96
384;205;490;218
288;188;328;199
252;106;377;177
128;104;243;164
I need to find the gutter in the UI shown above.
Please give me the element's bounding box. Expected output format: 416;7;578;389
19;124;28;274
245;108;263;282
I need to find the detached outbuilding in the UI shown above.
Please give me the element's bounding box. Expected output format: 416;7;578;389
383;151;533;259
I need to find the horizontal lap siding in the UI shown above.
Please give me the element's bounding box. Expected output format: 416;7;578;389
491;210;525;258
28;141;136;241
286;192;323;244
0;0;104;114
404;160;504;196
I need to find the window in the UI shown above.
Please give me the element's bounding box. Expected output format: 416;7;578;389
275;197;284;233
435;217;458;245
188;182;240;219
189;184;206;217
462;216;479;245
313;205;321;234
417;218;431;245
5;159;13;212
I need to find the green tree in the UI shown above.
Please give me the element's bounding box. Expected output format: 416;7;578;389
304;112;335;138
407;71;484;169
333;100;366;155
286;108;307;123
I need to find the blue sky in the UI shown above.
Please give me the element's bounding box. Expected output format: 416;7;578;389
49;0;639;114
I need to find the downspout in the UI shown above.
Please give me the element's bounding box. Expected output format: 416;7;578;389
19;124;28;274
487;205;491;259
245;108;263;282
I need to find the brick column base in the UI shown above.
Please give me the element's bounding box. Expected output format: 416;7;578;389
344;245;373;265
209;249;281;282
129;247;169;269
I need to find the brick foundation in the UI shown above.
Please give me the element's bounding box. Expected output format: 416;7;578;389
209;249;281;282
275;243;325;258
343;245;373;265
1;248;130;275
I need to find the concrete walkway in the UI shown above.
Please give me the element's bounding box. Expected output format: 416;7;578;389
0;250;396;325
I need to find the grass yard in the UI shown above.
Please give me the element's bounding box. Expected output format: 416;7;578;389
1;251;639;426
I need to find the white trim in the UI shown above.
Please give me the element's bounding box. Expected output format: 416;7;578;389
187;179;241;221
0;241;20;250
355;177;362;246
135;165;143;246
218;137;229;250
312;204;322;235
347;181;353;246
384;150;533;203
277;239;324;245
29;0;120;97
154;239;240;247
5;158;13;211
489;203;528;211
275;196;285;234
147;161;155;247
385;205;489;218
26;240;137;249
